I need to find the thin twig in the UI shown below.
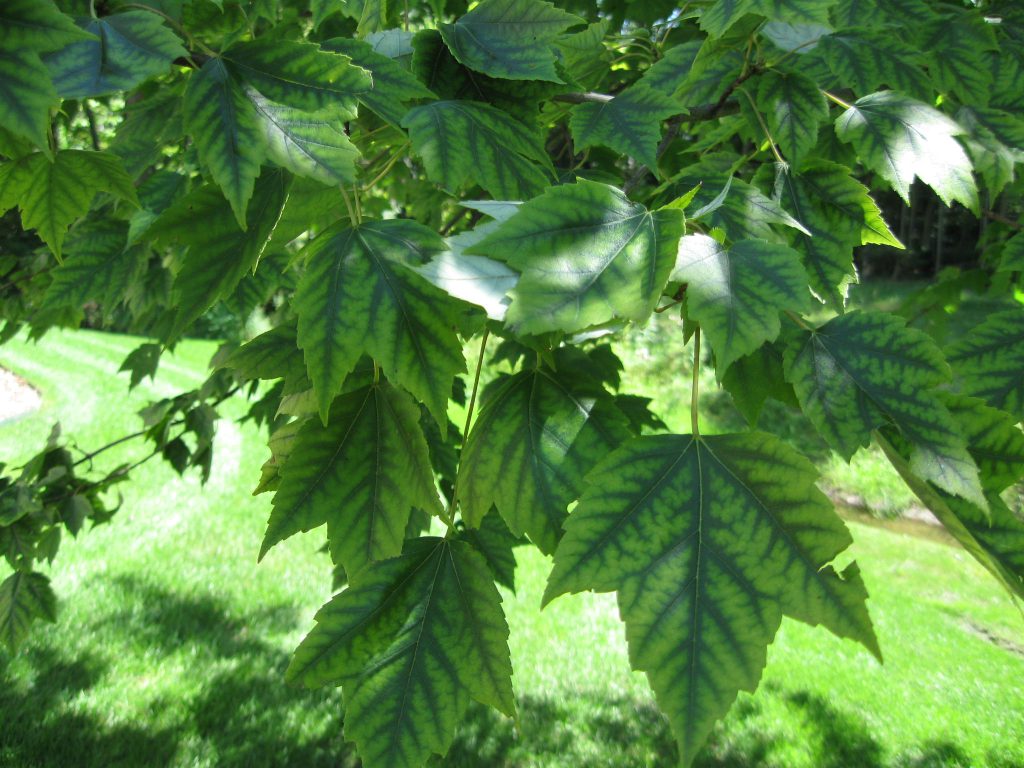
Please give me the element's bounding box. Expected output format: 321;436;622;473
448;329;490;524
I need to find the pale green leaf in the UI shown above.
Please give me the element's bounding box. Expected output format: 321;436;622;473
415;222;518;321
294;218;472;426
42;11;187;98
672;235;810;372
545;431;878;766
470;180;685;334
261;383;442;574
247;88;358;186
402;100;551;200
439;0;582;82
834;91;979;212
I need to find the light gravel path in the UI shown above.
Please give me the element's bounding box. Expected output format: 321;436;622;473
0;365;41;421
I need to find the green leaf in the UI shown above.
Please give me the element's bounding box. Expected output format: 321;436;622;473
294;218;471;426
458;513;522;593
323;37;435;127
722;342;800;425
701;0;838;38
774;161;901;308
810;29;931;99
834;91;979;213
247;89;358;186
999;232;1024;273
457;362;632;554
415;223;518;322
672;235;810;372
0;570;57;652
226;322;307;386
756;70;827;167
119;342;161;389
470;180;685;334
674;166;811;242
261;383;442;574
43;219;140;310
0;0;93;51
0;150;138;259
439;0;582;82
0;51;61;151
184;58;266;228
287;537;515;767
946;308;1024;422
42;11;187;99
148;171;292;340
641;40;703;98
784;311;985;508
921;12;998;106
569;83;678;170
223;38;371;113
545;431;878;766
402;100;551;200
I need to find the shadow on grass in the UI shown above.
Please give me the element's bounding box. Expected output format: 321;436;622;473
0;646;179;767
3;581;1015;768
0;576;354;768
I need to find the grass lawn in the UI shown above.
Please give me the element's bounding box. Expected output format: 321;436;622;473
1;329;1023;768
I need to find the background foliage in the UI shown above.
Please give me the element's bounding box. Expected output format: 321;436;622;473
1;1;1023;766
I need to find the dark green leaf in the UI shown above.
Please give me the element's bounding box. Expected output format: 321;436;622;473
774;160;901;308
439;0;582;82
402;100;552;200
569;83;677;170
261;383;442;575
294;218;472;426
921;12;998;106
545;432;878;766
223;38;371;113
701;0;839;38
148;171;292;340
43;219;140;310
0;0;93;51
323;37;435;127
457;364;632;554
288;537;515;767
184;58;266;227
42;11;186;98
119;342;161;388
0;571;57;652
0;150;138;259
810;29;931;99
947;308;1024;422
784;311;985;507
756;70;827;167
0;51;61;151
